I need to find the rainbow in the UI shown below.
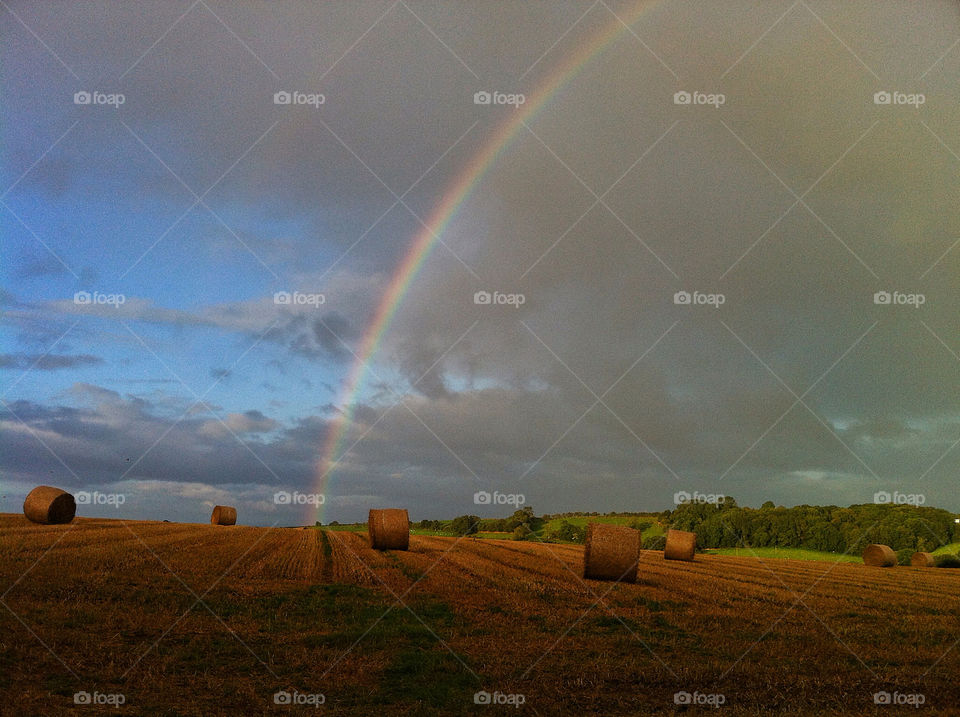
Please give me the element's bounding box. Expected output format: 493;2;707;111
311;0;663;523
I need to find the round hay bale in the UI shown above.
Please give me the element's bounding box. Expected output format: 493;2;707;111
663;529;697;561
368;509;409;550
582;523;640;582
23;486;76;525
210;505;237;525
911;551;935;568
862;543;896;567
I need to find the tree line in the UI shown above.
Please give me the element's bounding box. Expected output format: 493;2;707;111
417;506;542;540
664;498;958;554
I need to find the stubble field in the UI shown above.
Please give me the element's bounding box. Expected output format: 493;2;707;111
2;515;958;715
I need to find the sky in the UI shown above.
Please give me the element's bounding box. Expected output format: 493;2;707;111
2;1;960;526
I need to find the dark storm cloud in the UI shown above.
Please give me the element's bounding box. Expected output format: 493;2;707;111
261;310;358;364
0;389;316;490
3;1;960;521
340;2;960;516
310;312;356;362
16;292;373;368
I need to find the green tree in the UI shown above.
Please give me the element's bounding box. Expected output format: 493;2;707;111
555;521;585;543
450;515;480;536
512;524;532;541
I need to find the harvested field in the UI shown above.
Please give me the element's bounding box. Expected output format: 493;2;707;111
2;514;959;715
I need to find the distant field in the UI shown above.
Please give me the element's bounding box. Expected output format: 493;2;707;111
4;514;960;714
538;514;664;540
709;547;863;563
